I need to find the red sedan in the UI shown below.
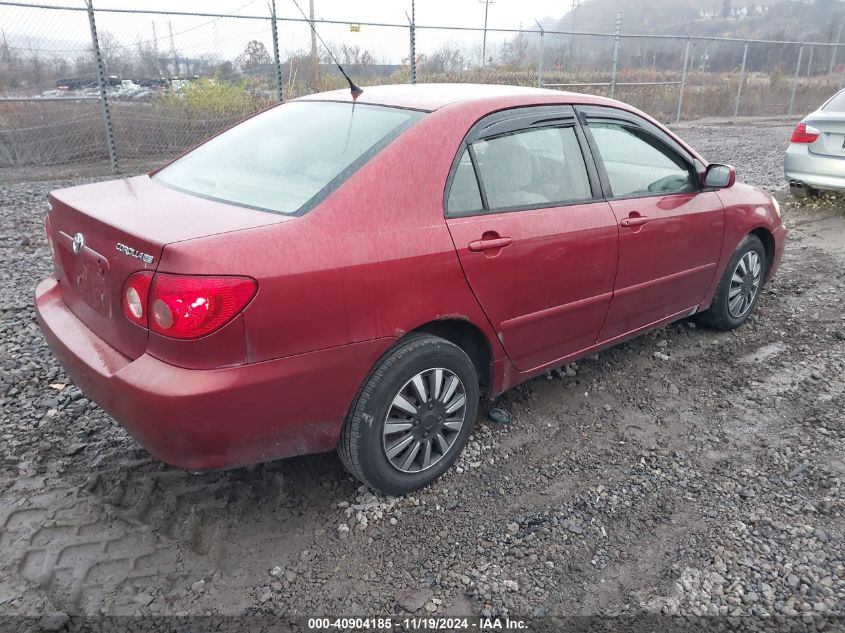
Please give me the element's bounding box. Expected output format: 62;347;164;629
35;84;786;495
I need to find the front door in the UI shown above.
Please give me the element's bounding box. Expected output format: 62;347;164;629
444;109;618;372
578;110;725;343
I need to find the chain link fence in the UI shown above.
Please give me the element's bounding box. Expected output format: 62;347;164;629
1;0;844;170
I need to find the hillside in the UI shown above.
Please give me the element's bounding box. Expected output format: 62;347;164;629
539;0;845;43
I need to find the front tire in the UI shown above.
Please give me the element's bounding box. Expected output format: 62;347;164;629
697;234;767;331
338;334;479;496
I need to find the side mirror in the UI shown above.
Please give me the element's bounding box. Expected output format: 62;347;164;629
703;163;736;189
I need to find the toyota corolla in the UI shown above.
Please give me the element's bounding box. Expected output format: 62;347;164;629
36;84;786;495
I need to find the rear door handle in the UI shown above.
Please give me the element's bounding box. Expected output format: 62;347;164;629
620;215;649;227
468;237;512;252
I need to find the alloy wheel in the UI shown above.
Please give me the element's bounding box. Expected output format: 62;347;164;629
728;250;762;318
382;368;467;473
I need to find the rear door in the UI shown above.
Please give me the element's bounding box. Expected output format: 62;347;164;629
444;106;618;372
577;106;725;343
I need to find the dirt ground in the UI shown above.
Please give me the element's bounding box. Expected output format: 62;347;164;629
0;121;842;629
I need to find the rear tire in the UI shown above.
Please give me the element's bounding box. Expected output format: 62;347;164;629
338;334;479;496
697;234;767;331
790;183;818;199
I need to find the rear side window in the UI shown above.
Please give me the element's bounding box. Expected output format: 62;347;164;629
447;149;484;214
155;101;425;215
471;126;591;212
822;89;845;112
588;122;696;197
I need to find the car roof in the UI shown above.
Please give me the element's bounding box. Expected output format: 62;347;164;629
294;83;705;164
297;82;625;112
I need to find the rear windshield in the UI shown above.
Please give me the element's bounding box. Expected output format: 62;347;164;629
822;89;845;112
154;101;425;215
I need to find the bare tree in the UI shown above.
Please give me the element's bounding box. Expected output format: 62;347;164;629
0;29;19;90
418;44;465;73
136;37;166;79
502;31;532;69
237;40;272;72
96;31;131;77
339;44;375;67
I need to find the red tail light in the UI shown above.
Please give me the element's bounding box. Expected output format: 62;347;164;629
121;272;257;339
44;213;56;264
790;122;820;144
122;271;153;327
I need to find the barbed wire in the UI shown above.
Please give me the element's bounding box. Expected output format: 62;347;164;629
1;1;843;169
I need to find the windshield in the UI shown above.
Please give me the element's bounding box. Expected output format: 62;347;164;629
154;101;425;215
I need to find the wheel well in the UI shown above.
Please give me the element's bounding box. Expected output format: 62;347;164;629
410;319;492;394
750;227;775;272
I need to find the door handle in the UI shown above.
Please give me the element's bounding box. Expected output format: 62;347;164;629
468;236;512;252
620;215;649;227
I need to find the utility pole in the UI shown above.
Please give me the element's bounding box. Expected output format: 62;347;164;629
569;0;580;63
151;21;162;78
479;0;493;66
309;0;318;87
168;21;178;77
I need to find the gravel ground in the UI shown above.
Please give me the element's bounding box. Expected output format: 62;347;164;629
0;122;843;630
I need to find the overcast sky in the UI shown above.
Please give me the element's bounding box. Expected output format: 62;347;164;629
15;0;564;29
2;0;571;68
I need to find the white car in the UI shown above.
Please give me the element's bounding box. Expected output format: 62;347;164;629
785;88;845;197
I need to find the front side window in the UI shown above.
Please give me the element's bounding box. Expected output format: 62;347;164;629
155;101;425;215
472;126;592;211
588;122;696;197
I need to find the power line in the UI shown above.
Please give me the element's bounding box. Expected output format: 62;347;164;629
2;0;261;53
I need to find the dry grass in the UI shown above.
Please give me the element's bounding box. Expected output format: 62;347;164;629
1;69;841;167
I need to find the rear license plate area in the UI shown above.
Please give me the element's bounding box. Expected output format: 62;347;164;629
57;237;112;315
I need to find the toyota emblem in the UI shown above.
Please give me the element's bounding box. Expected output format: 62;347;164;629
72;232;84;255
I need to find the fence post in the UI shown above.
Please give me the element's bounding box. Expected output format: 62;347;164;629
409;0;416;84
85;0;117;173
676;38;691;124
841;51;845;89
829;21;844;79
535;20;544;88
806;44;814;77
733;41;749;123
788;44;804;117
269;0;283;101
609;10;621;98
480;0;491;66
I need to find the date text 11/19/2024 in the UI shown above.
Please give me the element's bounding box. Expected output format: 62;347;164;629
306;616;528;630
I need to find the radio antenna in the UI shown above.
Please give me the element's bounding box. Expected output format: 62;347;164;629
289;0;363;99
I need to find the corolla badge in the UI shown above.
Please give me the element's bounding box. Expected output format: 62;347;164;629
71;232;84;254
115;242;155;265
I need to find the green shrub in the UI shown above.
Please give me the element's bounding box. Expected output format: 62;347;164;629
166;76;254;119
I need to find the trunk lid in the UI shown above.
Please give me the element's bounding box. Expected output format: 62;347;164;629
47;175;290;359
806;112;845;158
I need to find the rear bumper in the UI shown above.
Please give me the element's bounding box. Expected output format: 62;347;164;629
35;277;391;471
784;144;845;191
